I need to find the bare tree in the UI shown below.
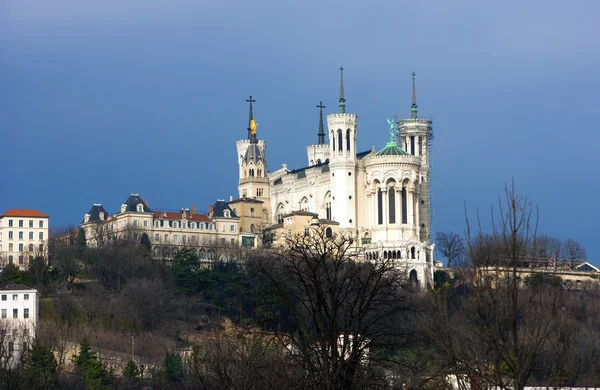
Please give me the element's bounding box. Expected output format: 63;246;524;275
435;231;466;268
248;226;419;390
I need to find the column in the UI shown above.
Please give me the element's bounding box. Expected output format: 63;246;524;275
381;186;387;226
408;188;415;227
395;187;401;226
415;191;420;240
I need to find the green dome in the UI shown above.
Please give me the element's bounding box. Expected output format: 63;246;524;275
375;141;410;156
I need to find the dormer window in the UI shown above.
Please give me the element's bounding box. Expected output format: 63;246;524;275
84;214;90;223
136;203;144;212
121;204;127;213
224;210;230;217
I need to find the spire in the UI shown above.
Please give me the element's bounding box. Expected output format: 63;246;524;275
339;66;346;114
246;95;256;139
317;101;326;145
411;72;418;120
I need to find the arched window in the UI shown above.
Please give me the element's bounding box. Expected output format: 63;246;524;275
250;224;255;233
409;269;418;288
258;169;262;177
411;247;416;259
377;189;383;225
346;129;351;151
388;187;396;224
325;227;333;238
250;208;255;217
401;187;408;224
332;131;335;151
337;130;343;153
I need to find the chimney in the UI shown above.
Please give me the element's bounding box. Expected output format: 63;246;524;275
209;205;214;216
191;205;196;215
229;194;233;202
144;200;149;206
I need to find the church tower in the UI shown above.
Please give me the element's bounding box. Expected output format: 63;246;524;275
398;73;433;244
327;67;358;230
306;101;330;166
236;96;271;215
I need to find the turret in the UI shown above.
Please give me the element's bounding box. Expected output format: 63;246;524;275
327;67;358;230
306;101;330;166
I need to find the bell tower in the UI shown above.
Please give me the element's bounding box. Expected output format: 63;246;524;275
398;73;433;244
236;96;270;213
327;67;358;230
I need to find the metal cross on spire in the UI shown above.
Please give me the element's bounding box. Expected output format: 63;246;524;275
317;101;326;145
246;95;256;139
411;72;418;119
339;66;346;114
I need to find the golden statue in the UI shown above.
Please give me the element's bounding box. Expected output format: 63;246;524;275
250;118;258;134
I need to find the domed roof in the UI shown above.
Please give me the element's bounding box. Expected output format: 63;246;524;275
244;143;263;163
375;141;410;156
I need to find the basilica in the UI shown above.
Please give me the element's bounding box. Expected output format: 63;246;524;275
235;70;435;288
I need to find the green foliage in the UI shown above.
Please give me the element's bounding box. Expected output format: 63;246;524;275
24;340;58;389
140;233;151;252
123;359;141;384
76;228;87;250
72;337;112;389
164;352;183;383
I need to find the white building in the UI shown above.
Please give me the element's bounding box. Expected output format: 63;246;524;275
235;71;435;288
81;195;243;261
0;209;49;269
0;284;38;364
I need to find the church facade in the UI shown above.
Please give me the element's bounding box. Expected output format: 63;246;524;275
235;70;435;288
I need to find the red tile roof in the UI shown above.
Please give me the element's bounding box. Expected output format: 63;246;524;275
1;209;49;218
152;211;211;222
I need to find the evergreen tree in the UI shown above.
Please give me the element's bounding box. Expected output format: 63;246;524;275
72;337;95;368
164;352;183;383
139;233;151;252
72;337;111;389
24;340;58;389
75;228;87;250
123;359;141;388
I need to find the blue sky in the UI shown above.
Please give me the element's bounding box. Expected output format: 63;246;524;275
1;0;599;262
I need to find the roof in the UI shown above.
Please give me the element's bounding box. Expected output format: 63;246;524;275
122;194;152;213
0;283;37;292
152;211;210;222
375;142;410;157
1;209;49;218
83;204;108;223
212;200;239;218
228;197;264;204
356;150;372;159
244;143;264;164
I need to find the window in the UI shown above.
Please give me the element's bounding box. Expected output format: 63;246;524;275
230;225;235;232
155;234;159;241
173;235;178;243
24;294;29;300
164;234;168;242
8;255;13;264
401;188;408;224
287;229;292;238
224;210;230;217
39;244;44;252
1;309;5;319
200;223;204;230
24;308;29;319
19;255;23;265
29;231;34;240
39;232;43;240
29;244;34;252
337;130;343;153
9;243;13;251
182;235;186;244
13;309;18;318
8;220;13;227
221;238;225;244
13;294;18;301
19;220;23;227
1;295;5;301
346;129;351;151
304;228;310;236
134;220;139;227
389;188;396;224
250;208;255;217
39;220;43;228
18;231;23;240
231;238;235;245
8;231;13;239
326;227;333;238
19;244;24;252
29;220;33;228
143;220;148;227
256;188;263;197
377;189;383;225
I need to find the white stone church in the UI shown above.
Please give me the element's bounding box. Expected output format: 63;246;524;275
235;70;435;288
